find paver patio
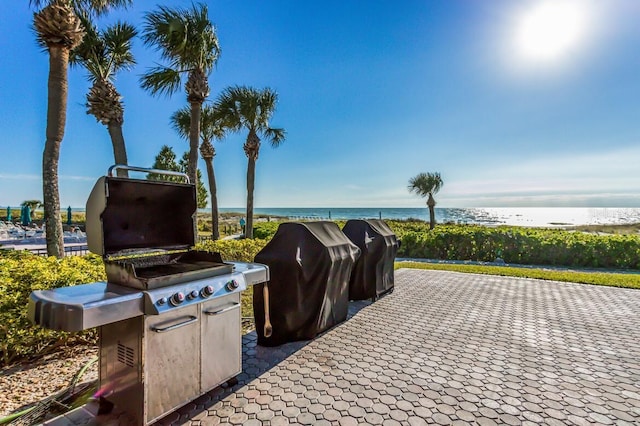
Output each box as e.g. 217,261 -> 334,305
51,268 -> 640,425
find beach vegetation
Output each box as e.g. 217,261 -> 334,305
408,172 -> 443,230
212,86 -> 286,239
140,3 -> 220,195
31,0 -> 132,258
70,16 -> 137,177
0,251 -> 104,366
395,223 -> 640,269
172,105 -> 225,240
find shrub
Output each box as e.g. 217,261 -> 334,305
388,222 -> 640,269
0,252 -> 105,366
252,222 -> 280,240
196,238 -> 268,262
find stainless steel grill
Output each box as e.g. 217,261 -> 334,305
28,165 -> 269,425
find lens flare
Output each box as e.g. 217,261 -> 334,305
514,0 -> 590,63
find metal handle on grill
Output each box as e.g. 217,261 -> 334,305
151,315 -> 198,333
204,303 -> 240,316
108,164 -> 191,183
263,282 -> 273,338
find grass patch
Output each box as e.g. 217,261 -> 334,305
567,223 -> 640,235
395,261 -> 640,290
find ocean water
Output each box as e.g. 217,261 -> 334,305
14,207 -> 639,228
215,207 -> 640,227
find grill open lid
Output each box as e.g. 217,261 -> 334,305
86,165 -> 197,257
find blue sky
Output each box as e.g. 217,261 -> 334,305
1,0 -> 639,208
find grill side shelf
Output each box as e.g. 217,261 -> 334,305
28,282 -> 144,332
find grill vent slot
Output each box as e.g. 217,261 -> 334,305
117,342 -> 135,368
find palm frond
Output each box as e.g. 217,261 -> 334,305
201,105 -> 225,141
212,85 -> 285,148
172,104 -> 225,144
103,22 -> 137,73
142,3 -> 219,72
72,17 -> 136,83
263,127 -> 286,147
141,3 -> 219,99
212,86 -> 244,133
408,172 -> 443,197
170,106 -> 191,140
70,14 -> 110,81
140,66 -> 182,97
70,12 -> 101,66
178,3 -> 220,71
142,5 -> 188,60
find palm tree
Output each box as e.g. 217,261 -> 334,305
140,3 -> 220,190
213,86 -> 286,239
172,105 -> 224,239
408,172 -> 444,230
30,0 -> 131,258
71,17 -> 136,177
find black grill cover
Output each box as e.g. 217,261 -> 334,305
253,221 -> 360,346
342,219 -> 398,300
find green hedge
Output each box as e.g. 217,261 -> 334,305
395,224 -> 640,269
196,238 -> 267,261
0,252 -> 105,365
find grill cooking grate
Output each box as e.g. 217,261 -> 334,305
112,252 -> 180,268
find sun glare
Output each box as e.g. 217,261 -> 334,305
514,1 -> 590,64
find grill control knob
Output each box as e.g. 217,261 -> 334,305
157,297 -> 167,306
201,285 -> 214,298
170,292 -> 185,306
225,279 -> 239,291
187,290 -> 199,300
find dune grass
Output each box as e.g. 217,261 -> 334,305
395,261 -> 640,290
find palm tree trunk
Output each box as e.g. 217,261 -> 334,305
188,101 -> 201,186
43,46 -> 67,258
204,158 -> 219,240
107,123 -> 128,177
427,194 -> 436,230
246,155 -> 256,239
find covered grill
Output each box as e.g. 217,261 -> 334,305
253,221 -> 360,346
342,219 -> 399,301
28,166 -> 269,425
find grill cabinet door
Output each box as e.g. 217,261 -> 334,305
145,305 -> 200,424
201,293 -> 242,392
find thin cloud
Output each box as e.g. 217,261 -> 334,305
61,175 -> 97,182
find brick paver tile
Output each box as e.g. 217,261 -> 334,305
147,269 -> 640,426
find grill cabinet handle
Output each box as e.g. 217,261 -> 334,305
204,302 -> 240,316
151,315 -> 198,333
107,164 -> 190,183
